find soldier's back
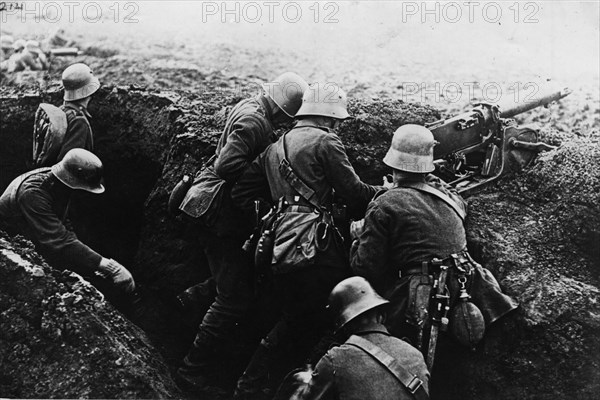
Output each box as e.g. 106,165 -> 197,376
328,331 -> 429,400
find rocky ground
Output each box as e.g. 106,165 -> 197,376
1,2 -> 599,399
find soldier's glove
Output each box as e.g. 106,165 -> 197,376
350,219 -> 365,240
97,258 -> 136,294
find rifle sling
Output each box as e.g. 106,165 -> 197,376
346,335 -> 429,400
398,181 -> 465,222
276,133 -> 321,210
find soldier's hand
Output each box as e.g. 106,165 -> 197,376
294,366 -> 314,384
350,219 -> 365,240
98,258 -> 136,293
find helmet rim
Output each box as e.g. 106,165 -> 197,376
51,149 -> 105,194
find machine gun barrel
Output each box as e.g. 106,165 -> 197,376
49,47 -> 80,57
500,88 -> 572,118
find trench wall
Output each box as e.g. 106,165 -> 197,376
1,86 -> 598,399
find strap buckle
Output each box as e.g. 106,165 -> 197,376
407,375 -> 423,394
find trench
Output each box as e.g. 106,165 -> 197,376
0,87 -> 447,396
0,88 -> 173,268
2,85 -> 600,399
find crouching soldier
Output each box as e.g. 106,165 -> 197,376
231,83 -> 383,399
350,124 -> 518,369
275,276 -> 430,400
0,149 -> 136,298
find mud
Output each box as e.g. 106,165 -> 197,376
0,231 -> 181,399
1,71 -> 599,400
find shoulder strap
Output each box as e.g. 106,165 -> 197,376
9,168 -> 53,206
397,181 -> 466,222
276,133 -> 321,209
346,335 -> 429,400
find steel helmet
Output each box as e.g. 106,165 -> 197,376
13,38 -> 26,51
51,149 -> 105,194
1,35 -> 14,50
296,82 -> 350,120
62,63 -> 101,101
25,40 -> 41,54
328,276 -> 389,332
262,72 -> 308,117
383,124 -> 437,173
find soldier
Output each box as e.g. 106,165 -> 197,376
176,72 -> 309,391
0,149 -> 136,297
32,63 -> 101,169
57,63 -> 100,161
231,83 -> 383,399
276,276 -> 430,400
349,124 -> 518,361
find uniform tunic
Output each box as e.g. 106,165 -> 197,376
58,102 -> 94,161
350,174 -> 466,289
232,125 -> 379,219
350,174 -> 518,339
206,94 -> 276,237
293,328 -> 429,400
0,170 -> 102,274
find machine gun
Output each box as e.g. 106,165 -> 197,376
428,88 -> 571,194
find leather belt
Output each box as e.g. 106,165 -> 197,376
399,253 -> 467,279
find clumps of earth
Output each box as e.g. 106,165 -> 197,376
1,59 -> 599,399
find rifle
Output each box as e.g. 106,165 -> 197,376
428,88 -> 571,194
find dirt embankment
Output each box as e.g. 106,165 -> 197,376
1,80 -> 599,399
0,232 -> 181,399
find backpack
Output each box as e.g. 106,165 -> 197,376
32,103 -> 68,167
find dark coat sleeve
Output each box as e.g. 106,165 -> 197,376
320,134 -> 382,217
294,354 -> 336,400
18,188 -> 102,273
58,115 -> 93,161
230,152 -> 271,211
350,200 -> 392,287
214,114 -> 272,183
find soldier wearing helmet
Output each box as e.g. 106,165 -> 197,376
54,63 -> 100,162
230,83 -> 382,399
349,125 -> 517,355
176,72 -> 309,392
0,149 -> 136,296
276,276 -> 430,400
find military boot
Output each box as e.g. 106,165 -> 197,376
234,341 -> 274,400
176,339 -> 218,392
